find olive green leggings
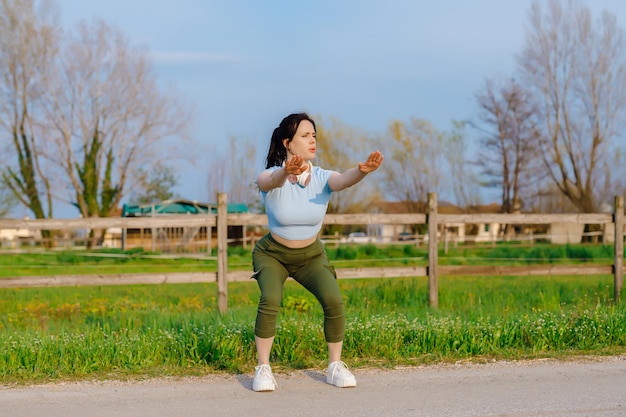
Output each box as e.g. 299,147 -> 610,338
252,234 -> 345,343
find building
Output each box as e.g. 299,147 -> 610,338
465,202 -> 503,243
103,199 -> 248,252
0,218 -> 41,248
368,200 -> 466,243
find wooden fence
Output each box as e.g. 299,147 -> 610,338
0,193 -> 624,311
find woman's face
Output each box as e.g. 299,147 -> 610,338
283,120 -> 316,161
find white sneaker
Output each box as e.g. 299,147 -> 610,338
326,361 -> 357,388
252,364 -> 277,392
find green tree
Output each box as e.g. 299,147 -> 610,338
0,175 -> 17,217
131,163 -> 178,205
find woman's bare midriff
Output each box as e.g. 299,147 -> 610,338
270,233 -> 317,249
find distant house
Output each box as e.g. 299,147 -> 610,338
0,218 -> 42,248
548,223 -> 584,244
368,200 -> 526,244
367,200 -> 417,242
368,200 -> 466,243
103,199 -> 248,252
464,202 -> 503,243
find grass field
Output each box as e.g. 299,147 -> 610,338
0,242 -> 618,277
0,243 -> 624,385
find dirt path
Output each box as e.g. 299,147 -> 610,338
2,356 -> 625,417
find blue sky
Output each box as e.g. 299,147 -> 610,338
53,0 -> 626,210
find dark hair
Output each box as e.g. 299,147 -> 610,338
265,113 -> 316,168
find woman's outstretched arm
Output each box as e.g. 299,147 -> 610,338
328,151 -> 384,192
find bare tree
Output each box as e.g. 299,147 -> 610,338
444,120 -> 482,208
473,78 -> 543,213
206,135 -> 259,210
315,116 -> 379,214
518,0 -> 626,212
379,118 -> 446,211
0,0 -> 57,221
42,19 -> 192,222
206,146 -> 227,203
531,183 -> 579,214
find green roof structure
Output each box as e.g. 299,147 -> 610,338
121,199 -> 248,217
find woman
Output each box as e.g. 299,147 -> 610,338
251,112 -> 383,392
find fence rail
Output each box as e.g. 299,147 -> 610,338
1,193 -> 624,310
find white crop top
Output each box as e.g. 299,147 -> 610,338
261,166 -> 335,240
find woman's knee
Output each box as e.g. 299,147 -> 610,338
318,290 -> 344,315
258,292 -> 282,313
254,265 -> 288,313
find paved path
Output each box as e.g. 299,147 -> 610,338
2,356 -> 625,417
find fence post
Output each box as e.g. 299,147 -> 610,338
614,196 -> 624,302
217,193 -> 228,313
427,192 -> 439,308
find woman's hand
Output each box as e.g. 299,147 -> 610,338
284,155 -> 308,175
358,151 -> 384,173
